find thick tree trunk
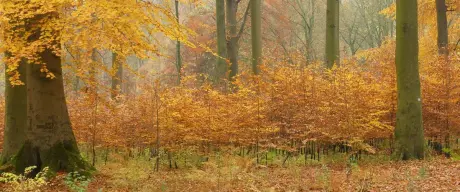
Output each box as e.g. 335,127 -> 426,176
2,9 -> 89,174
251,0 -> 262,75
1,55 -> 27,165
22,45 -> 88,173
394,0 -> 425,160
226,0 -> 239,81
436,0 -> 449,56
111,52 -> 123,99
325,0 -> 340,69
216,0 -> 228,80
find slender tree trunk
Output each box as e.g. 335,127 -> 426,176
390,20 -> 395,38
325,0 -> 340,68
394,0 -> 424,160
302,0 -> 315,64
436,0 -> 449,148
226,0 -> 239,81
74,51 -> 81,95
216,0 -> 228,80
154,86 -> 160,172
175,0 -> 182,83
111,52 -> 123,99
251,0 -> 262,75
436,0 -> 449,56
1,54 -> 27,165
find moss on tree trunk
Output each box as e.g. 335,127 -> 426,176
12,141 -> 89,175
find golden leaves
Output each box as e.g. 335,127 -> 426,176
1,0 -> 200,86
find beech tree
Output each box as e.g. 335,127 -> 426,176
226,0 -> 251,81
175,0 -> 182,83
111,52 -> 123,99
216,0 -> 228,80
251,0 -> 262,75
0,54 -> 27,166
436,0 -> 449,56
394,0 -> 425,160
325,0 -> 340,68
1,0 -> 193,174
1,1 -> 88,173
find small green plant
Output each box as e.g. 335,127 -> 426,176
442,148 -> 460,161
0,166 -> 49,192
64,171 -> 91,192
418,165 -> 428,179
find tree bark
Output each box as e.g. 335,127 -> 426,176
111,52 -> 123,99
394,0 -> 425,160
1,7 -> 89,174
436,0 -> 449,56
175,0 -> 182,83
1,54 -> 27,165
325,0 -> 340,68
216,0 -> 228,80
226,0 -> 239,81
251,0 -> 262,75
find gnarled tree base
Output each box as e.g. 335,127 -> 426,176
1,141 -> 92,176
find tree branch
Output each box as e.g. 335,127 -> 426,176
236,0 -> 251,42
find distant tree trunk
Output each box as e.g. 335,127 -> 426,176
436,0 -> 449,56
436,0 -> 450,148
175,0 -> 182,83
305,0 -> 315,63
1,54 -> 27,165
216,0 -> 228,80
390,20 -> 395,38
74,51 -> 81,95
325,0 -> 340,68
251,0 -> 262,75
226,0 -> 239,81
294,0 -> 315,64
111,52 -> 123,99
394,0 -> 424,160
75,76 -> 80,93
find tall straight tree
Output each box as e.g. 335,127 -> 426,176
175,0 -> 182,83
111,52 -> 123,99
226,0 -> 239,80
436,0 -> 449,56
251,0 -> 262,75
325,0 -> 340,68
436,0 -> 450,148
226,0 -> 251,81
216,0 -> 228,80
1,54 -> 27,165
394,0 -> 425,160
1,2 -> 89,173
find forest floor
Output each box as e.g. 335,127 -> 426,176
29,154 -> 460,192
